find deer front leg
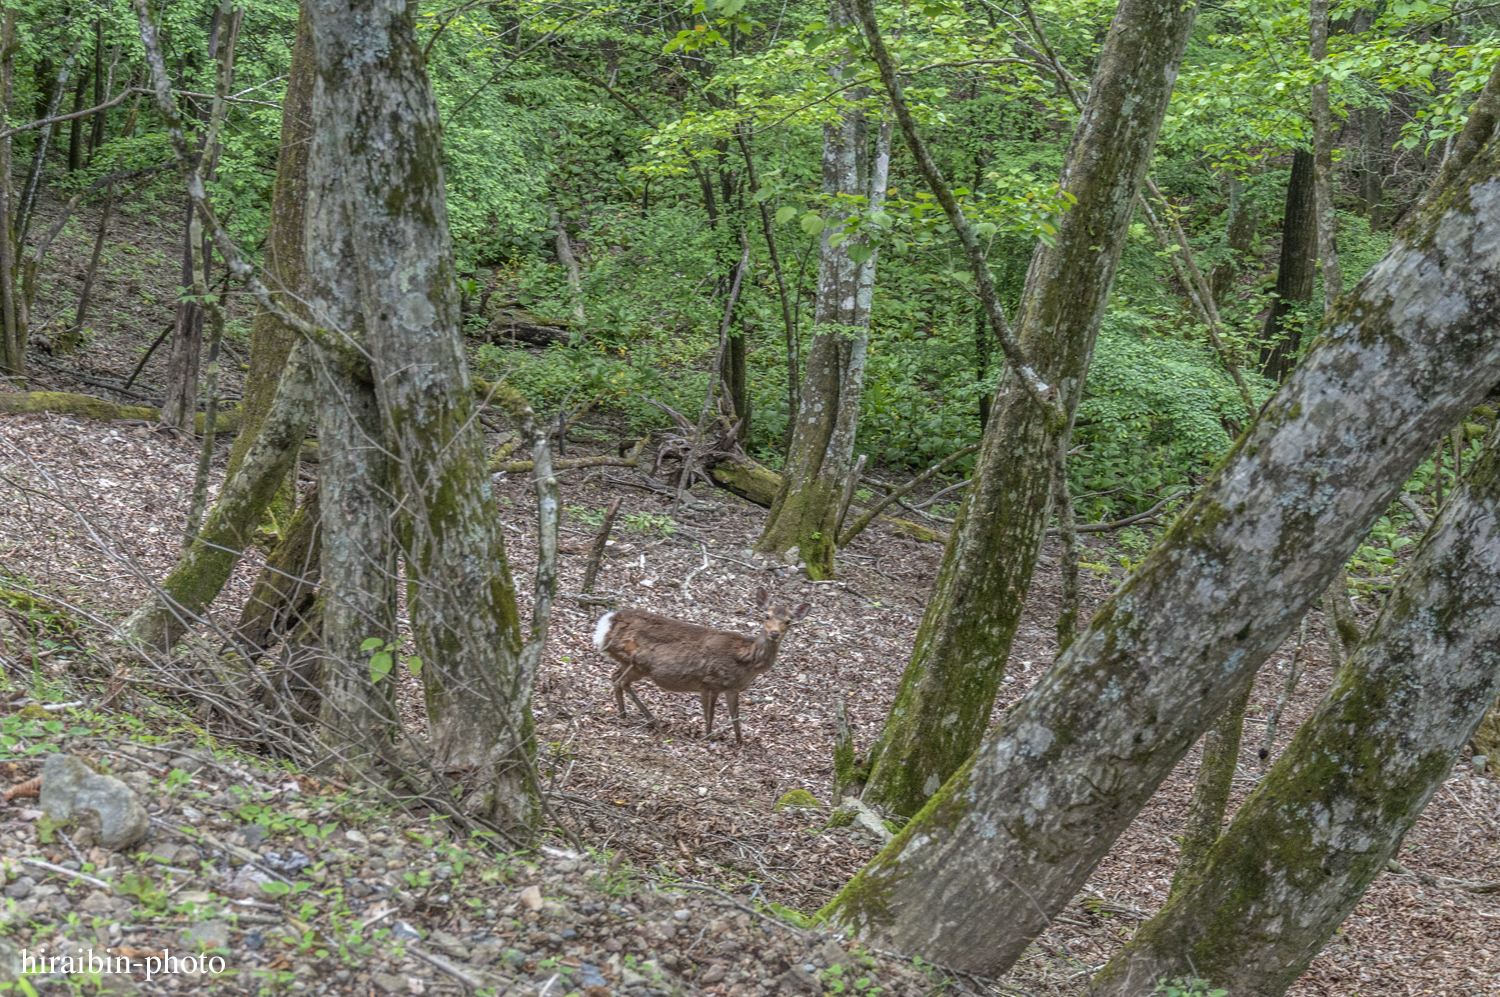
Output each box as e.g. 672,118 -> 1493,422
701,691 -> 717,738
624,683 -> 659,728
727,690 -> 742,745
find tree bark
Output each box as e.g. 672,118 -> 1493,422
119,344 -> 317,654
1209,177 -> 1258,303
1092,432 -> 1500,997
858,0 -> 1196,818
306,0 -> 540,825
66,59 -> 92,172
1310,0 -> 1340,302
1168,682 -> 1250,898
225,5 -> 315,483
235,481 -> 321,656
0,10 -> 19,382
823,78 -> 1500,975
755,0 -> 888,580
158,206 -> 204,430
1258,149 -> 1318,381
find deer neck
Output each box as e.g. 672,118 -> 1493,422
747,632 -> 783,672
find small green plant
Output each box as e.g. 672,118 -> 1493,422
821,962 -> 884,994
624,512 -> 676,536
361,637 -> 423,683
1149,978 -> 1227,997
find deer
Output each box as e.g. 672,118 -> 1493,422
592,588 -> 811,745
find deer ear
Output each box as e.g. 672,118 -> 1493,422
792,603 -> 811,621
756,588 -> 770,609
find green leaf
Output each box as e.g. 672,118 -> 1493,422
800,213 -> 825,236
369,651 -> 394,684
360,637 -> 385,652
775,205 -> 798,225
847,243 -> 873,265
975,222 -> 998,238
407,655 -> 424,676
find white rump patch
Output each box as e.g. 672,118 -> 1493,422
593,612 -> 617,650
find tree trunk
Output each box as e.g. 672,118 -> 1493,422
119,344 -> 317,654
158,200 -> 204,430
1209,177 -> 1258,303
755,0 -> 887,580
858,0 -> 1196,818
1358,106 -> 1385,224
1310,0 -> 1340,302
225,5 -> 315,483
235,481 -> 320,656
1,11 -> 22,382
723,320 -> 750,435
823,80 -> 1500,975
1258,149 -> 1318,381
306,0 -> 541,826
1168,682 -> 1250,898
1091,432 -> 1500,997
66,60 -> 92,172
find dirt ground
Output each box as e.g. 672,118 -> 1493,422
1,182 -> 1496,996
0,404 -> 1495,996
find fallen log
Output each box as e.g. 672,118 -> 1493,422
0,391 -> 241,435
705,455 -> 947,544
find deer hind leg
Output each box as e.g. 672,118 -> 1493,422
727,690 -> 742,745
701,691 -> 717,738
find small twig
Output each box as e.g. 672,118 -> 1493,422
21,858 -> 113,892
680,544 -> 711,601
408,946 -> 486,988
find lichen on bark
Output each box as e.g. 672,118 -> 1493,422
825,90 -> 1500,976
1090,423 -> 1500,997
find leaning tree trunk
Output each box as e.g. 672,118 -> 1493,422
755,0 -> 888,581
858,0 -> 1197,818
1091,428 -> 1500,997
1258,148 -> 1318,381
821,74 -> 1500,976
306,0 -> 541,826
225,5 -> 315,482
118,13 -> 319,656
118,344 -> 316,654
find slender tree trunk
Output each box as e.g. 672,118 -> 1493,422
66,60 -> 92,172
225,5 -> 315,483
0,11 -> 22,382
1359,106 -> 1385,224
1209,176 -> 1258,303
823,83 -> 1500,975
1310,0 -> 1340,301
1092,431 -> 1500,997
1258,149 -> 1318,381
307,0 -> 542,825
159,209 -> 204,429
722,321 -> 750,433
859,0 -> 1196,818
88,22 -> 107,158
236,481 -> 321,656
1168,682 -> 1250,898
756,0 -> 887,580
57,189 -> 112,353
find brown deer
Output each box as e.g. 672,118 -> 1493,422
592,589 -> 811,744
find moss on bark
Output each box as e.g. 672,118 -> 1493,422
1091,430 -> 1500,996
859,0 -> 1199,820
824,75 -> 1500,977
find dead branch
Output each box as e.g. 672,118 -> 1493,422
838,445 -> 978,547
580,496 -> 623,594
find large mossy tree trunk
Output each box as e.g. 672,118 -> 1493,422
858,0 -> 1197,818
1258,148 -> 1318,381
1091,433 -> 1500,997
755,0 -> 888,581
307,0 -> 538,827
822,83 -> 1500,976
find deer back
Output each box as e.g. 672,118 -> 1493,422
596,609 -> 773,693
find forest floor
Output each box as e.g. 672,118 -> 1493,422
0,404 -> 1495,997
0,183 -> 1495,996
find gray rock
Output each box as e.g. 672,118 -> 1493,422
1473,754 -> 1489,774
38,754 -> 148,851
168,756 -> 206,775
371,971 -> 409,994
182,920 -> 230,951
3,877 -> 33,900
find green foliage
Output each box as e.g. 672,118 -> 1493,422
1149,978 -> 1227,997
1071,309 -> 1274,519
